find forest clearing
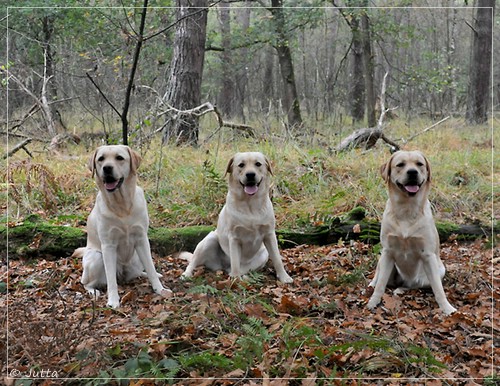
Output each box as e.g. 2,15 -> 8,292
1,1 -> 498,385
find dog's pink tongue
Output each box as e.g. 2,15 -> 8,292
105,181 -> 119,191
244,185 -> 259,195
405,185 -> 420,193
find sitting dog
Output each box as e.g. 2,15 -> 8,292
367,150 -> 456,315
72,145 -> 171,308
180,152 -> 293,283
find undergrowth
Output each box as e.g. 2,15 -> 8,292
1,117 -> 494,229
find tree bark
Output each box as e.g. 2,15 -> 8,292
234,5 -> 251,120
261,46 -> 275,115
361,7 -> 376,128
163,0 -> 208,145
217,2 -> 235,118
350,15 -> 365,123
270,0 -> 303,129
466,0 -> 494,124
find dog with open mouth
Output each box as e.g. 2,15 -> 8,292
72,145 -> 171,308
180,152 -> 293,283
367,150 -> 456,315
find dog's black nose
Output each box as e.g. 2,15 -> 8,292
103,165 -> 113,175
407,169 -> 418,177
246,172 -> 256,181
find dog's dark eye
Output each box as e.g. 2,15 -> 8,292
116,155 -> 125,161
416,162 -> 424,167
97,156 -> 105,162
255,162 -> 262,167
396,162 -> 405,168
238,162 -> 245,168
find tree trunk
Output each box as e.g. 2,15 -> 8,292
261,47 -> 275,115
163,0 -> 208,145
361,7 -> 376,128
466,0 -> 494,124
41,15 -> 60,136
270,0 -> 303,129
234,5 -> 251,121
350,15 -> 365,123
217,2 -> 235,118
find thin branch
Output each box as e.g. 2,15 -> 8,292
121,0 -> 149,145
404,116 -> 450,143
85,72 -> 122,119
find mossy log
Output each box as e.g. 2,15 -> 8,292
1,210 -> 496,260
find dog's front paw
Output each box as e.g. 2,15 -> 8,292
107,297 -> 120,309
156,287 -> 174,299
367,297 -> 380,311
278,272 -> 293,284
441,304 -> 457,316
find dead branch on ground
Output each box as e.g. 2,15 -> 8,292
336,72 -> 400,152
154,100 -> 256,139
3,138 -> 33,159
402,116 -> 450,143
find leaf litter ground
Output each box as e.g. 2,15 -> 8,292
1,239 -> 498,385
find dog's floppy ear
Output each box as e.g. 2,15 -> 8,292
265,157 -> 273,176
225,156 -> 234,176
422,152 -> 432,183
380,157 -> 392,183
88,148 -> 98,177
128,147 -> 142,174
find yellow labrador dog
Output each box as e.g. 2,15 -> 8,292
72,145 -> 171,308
367,150 -> 456,315
181,152 -> 293,283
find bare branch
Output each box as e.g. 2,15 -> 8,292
4,138 -> 33,159
85,72 -> 122,119
404,116 -> 450,143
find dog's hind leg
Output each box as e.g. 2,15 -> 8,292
181,231 -> 227,278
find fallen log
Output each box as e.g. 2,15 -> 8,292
335,127 -> 400,152
1,212 -> 496,260
3,138 -> 33,159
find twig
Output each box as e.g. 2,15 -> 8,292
85,72 -> 122,119
403,116 -> 450,143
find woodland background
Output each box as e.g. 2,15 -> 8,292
1,0 -> 497,145
1,1 -> 498,385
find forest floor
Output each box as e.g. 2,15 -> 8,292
1,120 -> 498,384
2,238 -> 498,385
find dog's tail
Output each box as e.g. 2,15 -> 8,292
71,247 -> 86,259
178,251 -> 193,262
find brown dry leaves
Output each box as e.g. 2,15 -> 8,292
1,239 -> 498,385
